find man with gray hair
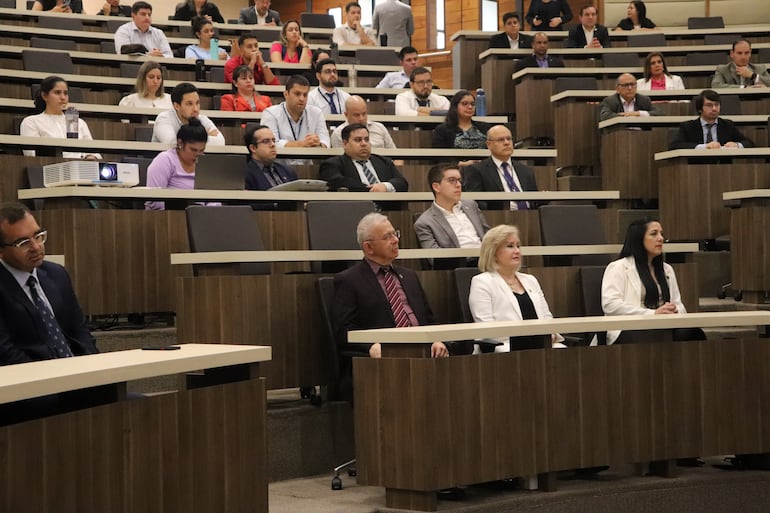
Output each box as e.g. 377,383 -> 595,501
599,73 -> 662,121
332,212 -> 449,359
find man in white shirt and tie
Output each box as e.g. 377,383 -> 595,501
462,125 -> 538,210
307,58 -> 351,115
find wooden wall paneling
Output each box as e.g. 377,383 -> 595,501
730,204 -> 770,294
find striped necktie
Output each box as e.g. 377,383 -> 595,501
381,267 -> 411,327
357,160 -> 379,185
501,162 -> 529,210
27,275 -> 74,358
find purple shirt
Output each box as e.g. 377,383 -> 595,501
145,148 -> 194,210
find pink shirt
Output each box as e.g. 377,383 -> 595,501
270,42 -> 312,63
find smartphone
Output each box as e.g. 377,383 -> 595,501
62,0 -> 71,8
142,345 -> 181,351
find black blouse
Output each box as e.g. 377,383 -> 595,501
174,2 -> 225,23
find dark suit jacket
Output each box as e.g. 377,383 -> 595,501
599,92 -> 662,121
670,118 -> 754,149
238,6 -> 281,25
462,157 -> 538,210
565,24 -> 611,48
332,259 -> 434,353
513,54 -> 565,73
488,32 -> 533,49
319,154 -> 408,192
244,158 -> 298,191
0,261 -> 97,366
431,120 -> 490,148
173,3 -> 224,23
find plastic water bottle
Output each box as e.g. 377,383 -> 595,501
210,37 -> 219,60
65,106 -> 78,139
330,41 -> 339,62
475,88 -> 486,117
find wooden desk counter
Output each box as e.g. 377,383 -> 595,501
656,149 -> 770,241
0,343 -> 271,513
723,189 -> 770,302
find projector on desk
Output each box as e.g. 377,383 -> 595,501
43,161 -> 139,187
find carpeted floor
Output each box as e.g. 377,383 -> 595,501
269,459 -> 770,513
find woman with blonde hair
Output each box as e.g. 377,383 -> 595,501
119,61 -> 172,108
270,19 -> 312,64
469,224 -> 565,352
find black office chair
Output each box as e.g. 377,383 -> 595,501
579,265 -> 608,345
453,267 -> 500,354
30,84 -> 84,103
209,66 -> 225,83
0,0 -> 15,7
317,276 -> 366,489
356,48 -> 400,66
602,53 -> 641,68
100,41 -> 116,54
119,62 -> 142,78
685,52 -> 727,66
22,49 -> 75,74
38,15 -> 83,31
305,201 -> 376,273
25,166 -> 45,211
185,205 -> 270,275
133,125 -> 154,142
300,12 -> 335,28
30,37 -> 77,51
626,33 -> 665,48
105,18 -> 125,33
687,16 -> 725,29
704,34 -> 738,46
539,204 -> 612,266
554,77 -> 598,93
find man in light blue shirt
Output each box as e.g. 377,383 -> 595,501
375,46 -> 418,89
114,1 -> 173,58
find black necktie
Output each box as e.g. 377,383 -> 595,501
416,98 -> 430,107
27,275 -> 74,358
705,123 -> 715,144
326,92 -> 339,114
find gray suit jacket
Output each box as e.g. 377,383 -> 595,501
599,92 -> 662,121
372,0 -> 414,49
712,62 -> 770,88
238,6 -> 281,25
414,200 -> 489,249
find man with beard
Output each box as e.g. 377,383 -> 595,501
394,67 -> 450,116
307,59 -> 351,115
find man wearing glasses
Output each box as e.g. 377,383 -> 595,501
463,125 -> 538,210
394,67 -> 450,116
414,164 -> 489,269
0,203 -> 97,366
599,73 -> 662,121
332,212 -> 449,359
307,59 -> 351,115
243,124 -> 299,191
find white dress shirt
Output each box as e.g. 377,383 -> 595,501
491,156 -> 528,210
261,102 -> 330,165
20,113 -> 102,160
376,70 -> 410,89
332,24 -> 378,46
118,92 -> 173,109
394,90 -> 450,116
307,87 -> 351,115
330,120 -> 396,149
151,110 -> 226,146
435,201 -> 482,248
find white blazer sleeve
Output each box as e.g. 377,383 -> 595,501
601,260 -> 655,316
468,273 -> 508,346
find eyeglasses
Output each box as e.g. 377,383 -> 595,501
319,69 -> 338,75
2,230 -> 47,249
444,177 -> 463,185
254,138 -> 276,145
413,79 -> 433,86
487,136 -> 513,143
618,82 -> 637,88
367,230 -> 400,242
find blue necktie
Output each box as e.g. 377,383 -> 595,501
501,162 -> 529,210
326,92 -> 338,114
27,275 -> 74,358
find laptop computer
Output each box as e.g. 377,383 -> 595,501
194,154 -> 247,190
270,179 -> 328,192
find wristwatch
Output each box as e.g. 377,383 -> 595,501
750,72 -> 757,82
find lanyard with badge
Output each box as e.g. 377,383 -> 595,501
282,104 -> 304,141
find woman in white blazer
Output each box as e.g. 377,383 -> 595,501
636,52 -> 685,91
601,218 -> 703,344
468,225 -> 565,352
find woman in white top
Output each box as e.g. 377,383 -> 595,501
185,16 -> 228,60
601,218 -> 704,344
20,75 -> 101,160
469,224 -> 565,352
636,52 -> 685,91
118,61 -> 173,109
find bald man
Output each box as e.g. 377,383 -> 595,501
599,73 -> 662,121
330,95 -> 397,149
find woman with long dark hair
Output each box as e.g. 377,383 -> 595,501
432,90 -> 489,149
174,0 -> 224,23
614,1 -> 656,30
601,218 -> 703,344
637,52 -> 685,91
185,16 -> 228,60
21,75 -> 100,160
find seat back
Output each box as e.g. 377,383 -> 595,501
210,66 -> 225,84
602,53 -> 641,68
22,49 -> 74,74
758,48 -> 770,65
38,15 -> 83,31
687,16 -> 725,29
306,200 -> 376,273
105,19 -> 126,33
30,84 -> 84,103
0,0 -> 15,7
185,205 -> 270,275
300,12 -> 336,28
579,265 -> 608,345
356,48 -> 400,66
120,62 -> 141,78
453,267 -> 480,324
704,34 -> 738,46
25,166 -> 45,211
554,77 -> 598,93
539,204 -> 610,266
717,94 -> 741,115
627,33 -> 665,48
100,41 -> 116,54
30,37 -> 77,51
317,276 -> 344,400
685,52 -> 727,66
133,125 -> 154,142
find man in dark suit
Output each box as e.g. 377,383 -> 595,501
599,73 -> 663,121
670,89 -> 754,150
0,203 -> 97,366
319,123 -> 408,192
488,12 -> 533,50
565,4 -> 610,48
238,0 -> 281,25
513,31 -> 565,72
462,125 -> 538,210
244,124 -> 299,191
332,212 -> 449,358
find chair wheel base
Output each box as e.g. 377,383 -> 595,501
348,468 -> 357,477
331,476 -> 343,490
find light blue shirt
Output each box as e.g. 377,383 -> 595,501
376,70 -> 409,89
260,102 -> 330,165
185,44 -> 228,60
114,22 -> 173,58
0,260 -> 54,313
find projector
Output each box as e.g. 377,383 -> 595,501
43,161 -> 139,187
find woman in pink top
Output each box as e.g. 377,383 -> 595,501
270,19 -> 312,64
636,52 -> 685,91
